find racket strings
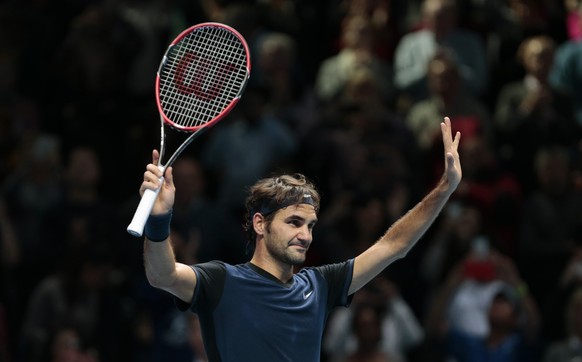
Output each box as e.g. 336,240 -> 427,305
159,26 -> 248,129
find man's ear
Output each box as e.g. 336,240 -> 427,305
253,213 -> 266,237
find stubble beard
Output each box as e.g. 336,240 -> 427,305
266,238 -> 307,266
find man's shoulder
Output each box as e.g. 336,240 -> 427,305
298,259 -> 354,280
556,40 -> 582,57
193,260 -> 229,278
195,259 -> 228,269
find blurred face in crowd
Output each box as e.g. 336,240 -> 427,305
423,0 -> 456,39
353,306 -> 382,346
452,204 -> 482,242
354,197 -> 385,238
459,135 -> 494,178
172,158 -> 205,206
66,147 -> 100,188
342,15 -> 375,51
520,36 -> 555,80
344,68 -> 382,106
257,33 -> 295,75
488,294 -> 518,332
427,54 -> 460,97
535,148 -> 570,194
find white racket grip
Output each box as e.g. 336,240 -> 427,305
127,177 -> 164,237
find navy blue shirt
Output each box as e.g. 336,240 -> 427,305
177,260 -> 354,362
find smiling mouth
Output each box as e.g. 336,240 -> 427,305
290,244 -> 308,251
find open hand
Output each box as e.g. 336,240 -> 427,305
441,117 -> 462,193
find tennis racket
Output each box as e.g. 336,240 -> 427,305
127,22 -> 251,237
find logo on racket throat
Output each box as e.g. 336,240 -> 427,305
174,52 -> 235,100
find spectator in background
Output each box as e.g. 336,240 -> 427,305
201,85 -> 298,216
47,324 -> 99,362
495,35 -> 580,194
452,135 -> 522,257
253,32 -> 303,114
484,0 -> 563,102
116,0 -> 189,99
1,134 -> 62,258
208,2 -> 271,76
543,287 -> 582,362
307,59 -> 424,295
1,134 -> 63,328
315,14 -> 393,104
543,249 -> 582,344
18,242 -> 117,362
39,145 -> 123,273
426,237 -> 509,340
305,65 -> 419,211
324,274 -> 424,362
48,3 -> 148,202
164,157 -> 209,243
252,32 -> 318,138
170,156 -> 246,265
339,303 -> 400,362
0,12 -> 45,185
406,50 -> 492,155
565,0 -> 582,41
517,146 -> 582,321
393,0 -> 488,105
550,1 -> 582,127
321,194 -> 390,263
420,201 -> 486,293
329,0 -> 402,63
425,250 -> 542,362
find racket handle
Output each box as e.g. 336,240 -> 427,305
127,185 -> 162,237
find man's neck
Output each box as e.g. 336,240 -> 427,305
250,253 -> 294,283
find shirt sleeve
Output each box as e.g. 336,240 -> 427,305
314,259 -> 355,310
174,260 -> 226,312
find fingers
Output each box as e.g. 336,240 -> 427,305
152,149 -> 160,166
441,117 -> 451,146
163,166 -> 174,189
141,164 -> 163,193
443,116 -> 451,127
453,130 -> 461,148
146,163 -> 163,178
441,117 -> 461,150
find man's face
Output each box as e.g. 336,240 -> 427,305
261,204 -> 318,266
488,295 -> 517,331
424,2 -> 455,38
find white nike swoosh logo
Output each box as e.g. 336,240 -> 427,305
303,290 -> 314,299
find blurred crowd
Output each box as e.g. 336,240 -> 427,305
0,0 -> 582,361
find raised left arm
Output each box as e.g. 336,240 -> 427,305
349,117 -> 462,295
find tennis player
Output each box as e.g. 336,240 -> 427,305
139,117 -> 461,361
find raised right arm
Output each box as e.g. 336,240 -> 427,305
141,149 -> 198,303
144,236 -> 197,303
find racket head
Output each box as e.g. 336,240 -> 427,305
155,22 -> 251,132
